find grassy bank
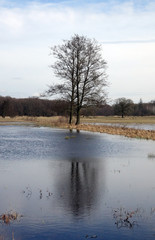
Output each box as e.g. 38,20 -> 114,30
0,116 -> 155,140
0,116 -> 155,124
81,116 -> 155,124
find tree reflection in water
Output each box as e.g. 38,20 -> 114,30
54,159 -> 105,217
70,161 -> 97,216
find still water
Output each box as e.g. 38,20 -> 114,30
0,125 -> 155,240
87,123 -> 155,131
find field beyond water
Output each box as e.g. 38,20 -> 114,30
0,116 -> 155,140
81,115 -> 155,124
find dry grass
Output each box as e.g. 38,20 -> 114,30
81,116 -> 155,124
34,116 -> 69,127
0,116 -> 69,127
1,115 -> 155,124
72,124 -> 155,140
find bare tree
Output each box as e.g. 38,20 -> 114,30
45,34 -> 108,124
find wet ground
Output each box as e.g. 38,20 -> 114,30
0,125 -> 155,239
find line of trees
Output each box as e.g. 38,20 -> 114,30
0,96 -> 69,118
0,96 -> 154,118
113,98 -> 155,118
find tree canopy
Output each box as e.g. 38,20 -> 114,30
113,98 -> 134,118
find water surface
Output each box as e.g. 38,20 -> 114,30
0,125 -> 154,240
86,122 -> 155,131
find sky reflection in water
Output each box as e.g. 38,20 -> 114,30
0,125 -> 155,240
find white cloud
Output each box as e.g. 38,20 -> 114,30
0,0 -> 155,101
103,42 -> 155,102
1,1 -> 155,42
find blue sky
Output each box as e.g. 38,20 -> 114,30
0,0 -> 154,102
1,0 -> 153,8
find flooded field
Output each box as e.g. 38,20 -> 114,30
86,122 -> 155,131
0,125 -> 155,240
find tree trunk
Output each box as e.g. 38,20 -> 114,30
75,107 -> 80,125
69,101 -> 74,124
69,110 -> 73,124
69,87 -> 75,124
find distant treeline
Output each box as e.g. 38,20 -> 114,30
0,96 -> 69,118
0,96 -> 155,118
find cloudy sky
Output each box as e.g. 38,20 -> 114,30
0,0 -> 154,103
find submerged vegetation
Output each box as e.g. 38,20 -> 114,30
113,208 -> 139,229
0,211 -> 22,224
148,153 -> 155,158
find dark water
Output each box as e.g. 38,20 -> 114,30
0,125 -> 155,240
